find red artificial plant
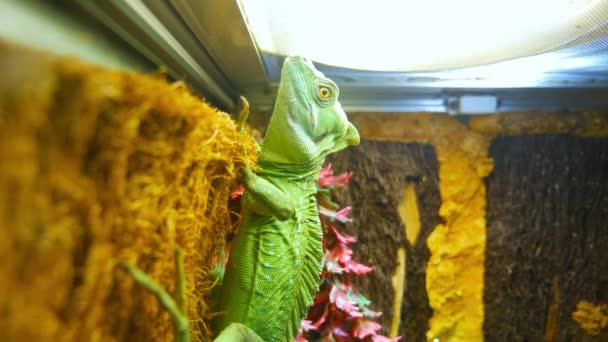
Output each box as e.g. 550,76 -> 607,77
228,164 -> 399,341
296,164 -> 401,342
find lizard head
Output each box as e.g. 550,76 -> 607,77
260,56 -> 360,165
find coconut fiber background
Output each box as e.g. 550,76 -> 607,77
0,41 -> 256,342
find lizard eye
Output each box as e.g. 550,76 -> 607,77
317,85 -> 333,100
313,80 -> 338,106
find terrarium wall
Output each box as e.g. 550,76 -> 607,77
2,37 -> 608,342
327,112 -> 608,341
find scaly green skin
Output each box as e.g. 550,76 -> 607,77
120,56 -> 359,342
214,56 -> 359,341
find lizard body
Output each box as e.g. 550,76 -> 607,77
217,56 -> 359,341
121,56 -> 359,342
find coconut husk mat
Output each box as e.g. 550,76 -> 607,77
0,41 -> 256,342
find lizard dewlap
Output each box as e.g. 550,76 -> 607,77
216,56 -> 360,341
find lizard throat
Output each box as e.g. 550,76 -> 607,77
256,158 -> 324,183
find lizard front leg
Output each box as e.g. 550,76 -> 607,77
235,96 -> 293,221
241,168 -> 296,221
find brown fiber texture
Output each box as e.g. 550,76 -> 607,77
327,141 -> 441,340
484,135 -> 608,342
0,41 -> 256,342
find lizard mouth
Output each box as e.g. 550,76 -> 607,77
345,123 -> 360,146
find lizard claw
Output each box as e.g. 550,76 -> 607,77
236,96 -> 253,174
236,96 -> 250,133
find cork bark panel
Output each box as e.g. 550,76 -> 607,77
484,135 -> 608,341
328,140 -> 441,340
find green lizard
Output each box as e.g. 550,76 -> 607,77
120,56 -> 360,342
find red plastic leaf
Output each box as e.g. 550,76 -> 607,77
298,163 -> 395,341
334,207 -> 353,223
323,249 -> 344,274
343,259 -> 373,275
319,171 -> 353,188
319,206 -> 336,219
332,226 -> 357,244
372,335 -> 402,342
337,243 -> 353,264
318,164 -> 334,189
319,163 -> 333,179
229,184 -> 245,199
313,311 -> 328,329
319,206 -> 353,223
332,325 -> 350,338
300,319 -> 315,333
327,242 -> 353,266
362,306 -> 383,318
332,171 -> 353,187
352,318 -> 382,339
318,163 -> 353,188
346,288 -> 371,308
330,286 -> 363,317
312,287 -> 330,306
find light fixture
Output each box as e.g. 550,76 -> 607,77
239,0 -> 608,72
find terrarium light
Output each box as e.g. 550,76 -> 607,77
239,0 -> 608,72
433,50 -> 596,87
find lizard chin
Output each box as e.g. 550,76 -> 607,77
345,123 -> 360,146
317,123 -> 360,157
